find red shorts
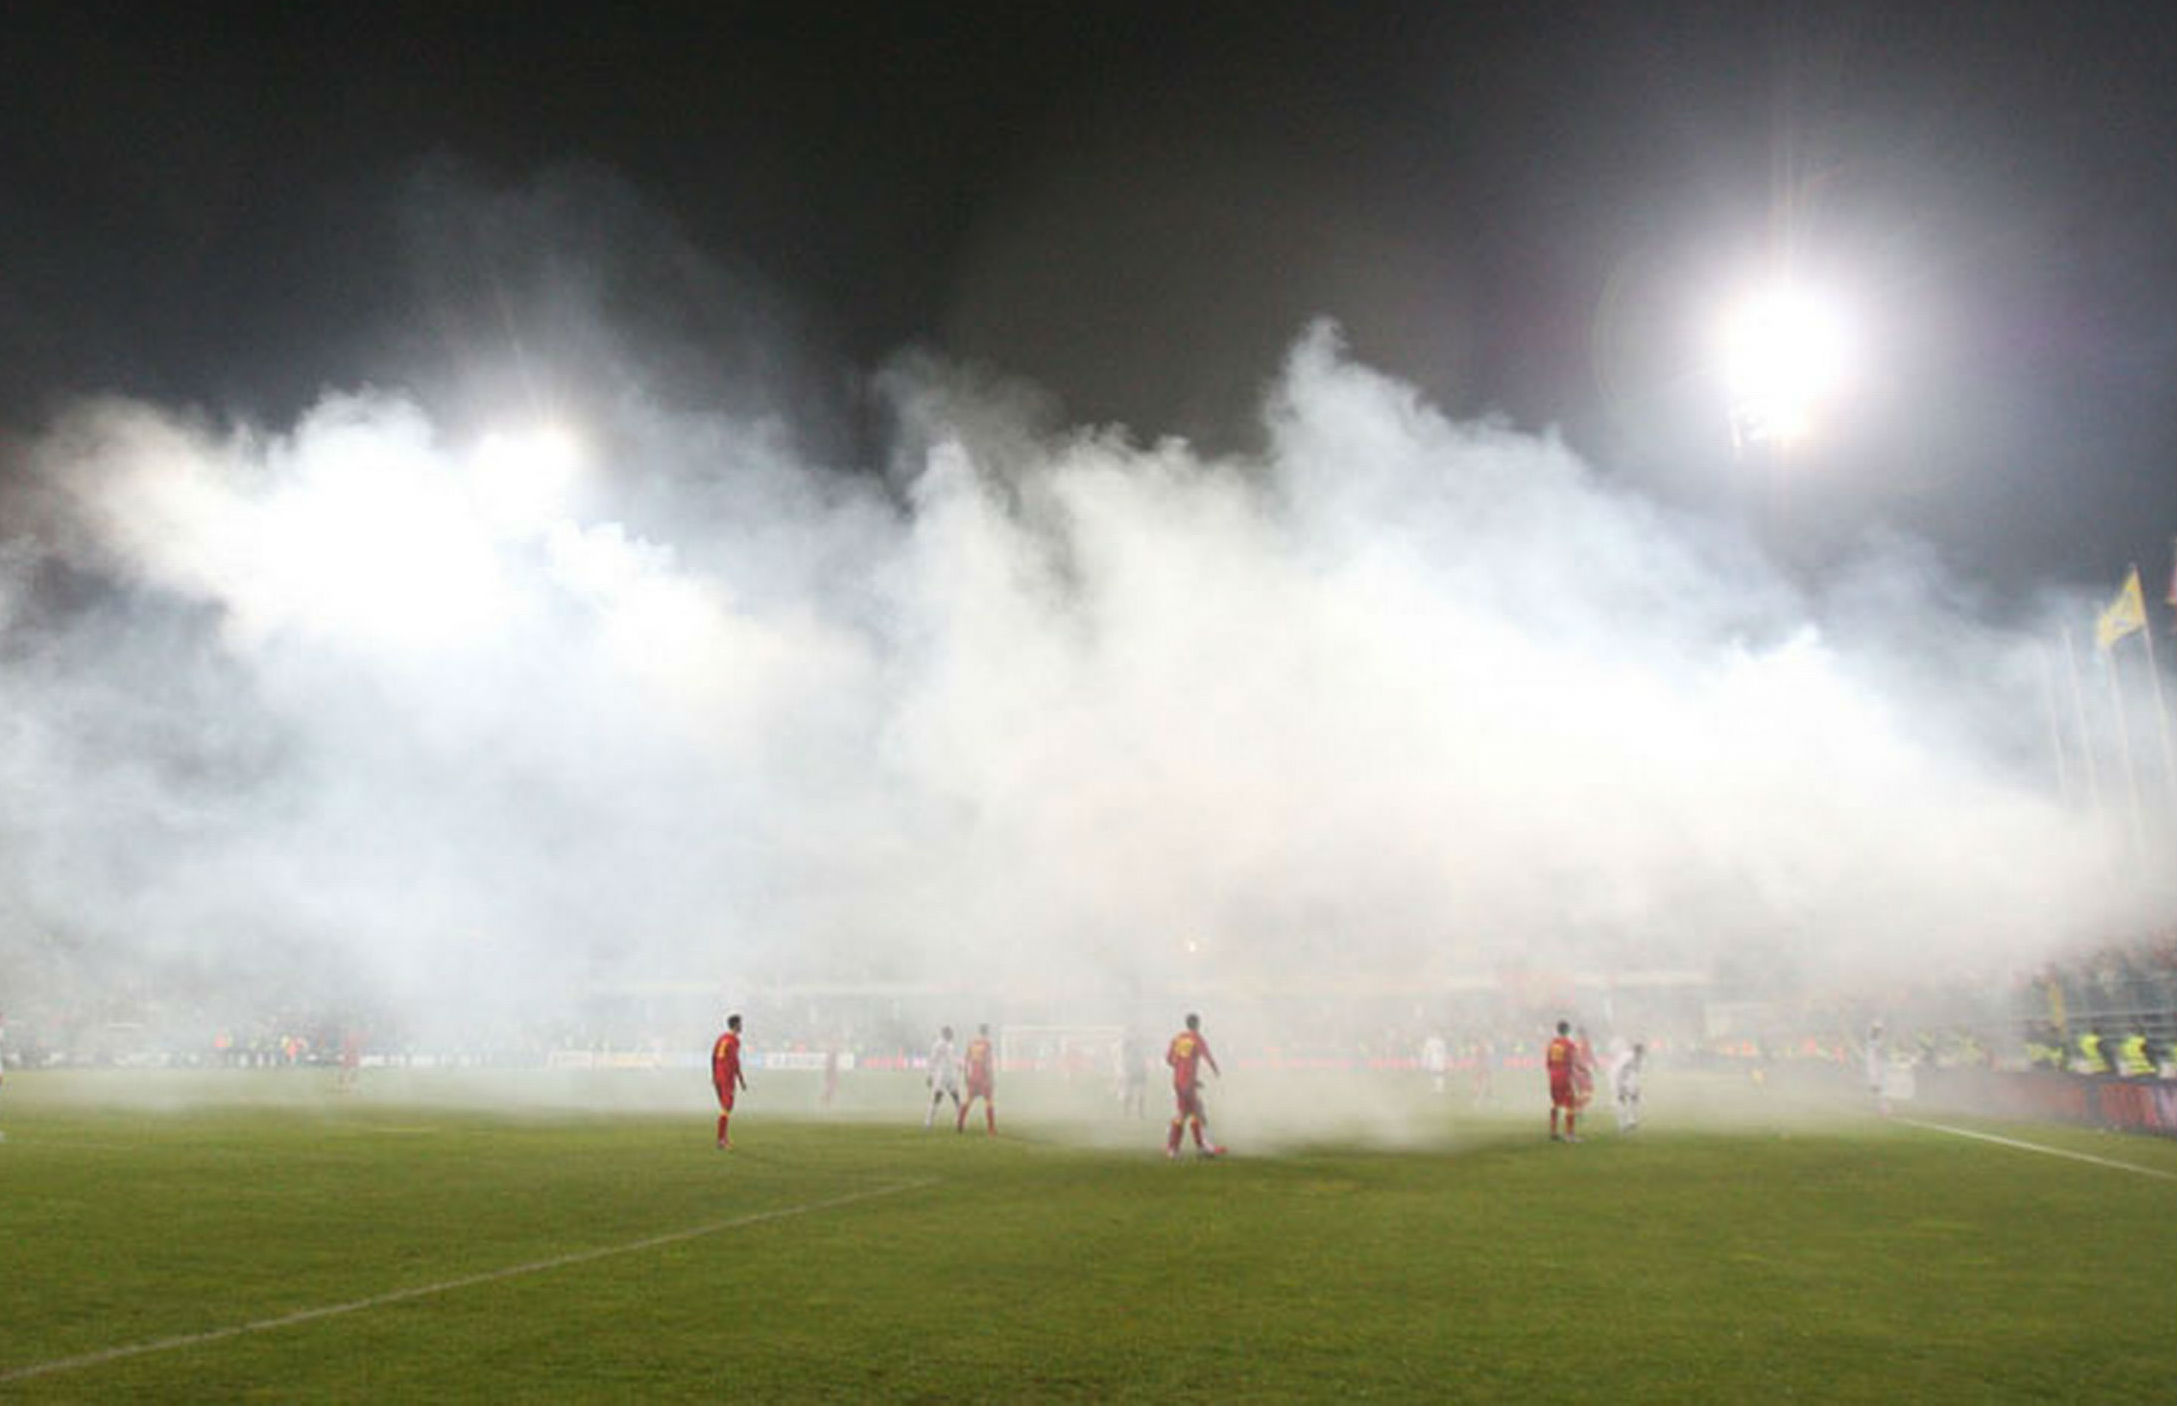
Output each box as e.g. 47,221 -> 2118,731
1549,1076 -> 1575,1108
1173,1085 -> 1206,1120
967,1078 -> 993,1099
715,1082 -> 738,1113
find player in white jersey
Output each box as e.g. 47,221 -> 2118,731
924,1026 -> 962,1130
1421,1032 -> 1449,1095
1611,1042 -> 1645,1132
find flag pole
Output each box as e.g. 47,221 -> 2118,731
2138,560 -> 2177,828
2039,640 -> 2073,806
2103,630 -> 2148,863
2063,625 -> 2104,826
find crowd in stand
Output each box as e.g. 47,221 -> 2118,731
9,934 -> 2177,1089
2011,929 -> 2177,1077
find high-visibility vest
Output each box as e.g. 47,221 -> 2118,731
2079,1032 -> 2106,1073
2119,1034 -> 2152,1077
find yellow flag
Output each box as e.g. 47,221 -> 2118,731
2097,566 -> 2147,650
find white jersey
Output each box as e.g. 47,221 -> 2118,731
1421,1035 -> 1448,1073
1612,1049 -> 1644,1131
928,1037 -> 960,1089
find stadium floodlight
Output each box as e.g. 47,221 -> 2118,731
1718,282 -> 1854,454
470,422 -> 584,536
258,421 -> 514,648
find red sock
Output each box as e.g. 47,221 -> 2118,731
716,1114 -> 731,1145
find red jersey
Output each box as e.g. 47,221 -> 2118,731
1167,1030 -> 1218,1090
712,1030 -> 744,1090
964,1036 -> 995,1088
1545,1035 -> 1575,1080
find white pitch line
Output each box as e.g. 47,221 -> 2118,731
1898,1118 -> 2177,1181
0,1178 -> 938,1387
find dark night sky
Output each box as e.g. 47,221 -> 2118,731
5,0 -> 2177,602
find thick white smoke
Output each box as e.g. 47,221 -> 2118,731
0,320 -> 2137,1050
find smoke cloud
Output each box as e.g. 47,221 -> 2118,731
0,258 -> 2142,1060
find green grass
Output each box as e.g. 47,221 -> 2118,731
2,1067 -> 2174,1403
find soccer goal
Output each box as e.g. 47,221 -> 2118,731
998,1025 -> 1126,1081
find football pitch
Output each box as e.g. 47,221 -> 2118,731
3,1067 -> 2174,1404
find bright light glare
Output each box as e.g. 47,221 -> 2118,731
257,436 -> 509,648
471,424 -> 583,534
1719,284 -> 1854,450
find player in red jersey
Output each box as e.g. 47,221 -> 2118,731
1572,1026 -> 1597,1114
711,1013 -> 748,1149
1546,1020 -> 1582,1143
336,1026 -> 362,1094
1165,1012 -> 1227,1159
959,1023 -> 997,1134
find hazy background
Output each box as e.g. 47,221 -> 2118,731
0,171 -> 2150,1061
7,6 -> 2177,1100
